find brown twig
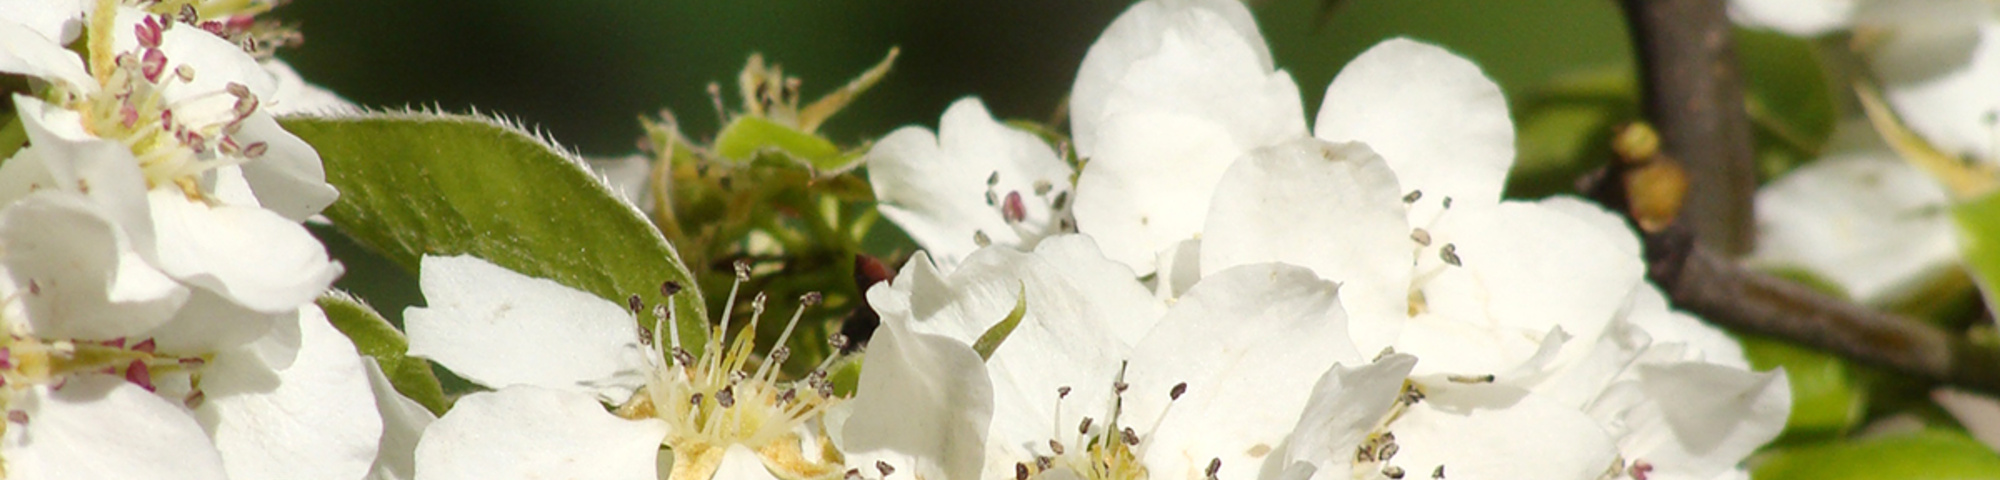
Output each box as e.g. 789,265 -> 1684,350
1618,0 -> 1758,256
1605,0 -> 2000,395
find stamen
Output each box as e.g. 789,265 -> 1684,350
876,461 -> 896,477
1439,244 -> 1462,267
1432,465 -> 1446,479
1205,458 -> 1222,480
1403,190 -> 1423,204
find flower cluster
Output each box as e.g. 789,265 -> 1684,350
399,1 -> 1791,480
0,1 -> 402,478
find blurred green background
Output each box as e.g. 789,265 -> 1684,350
272,0 -> 1630,157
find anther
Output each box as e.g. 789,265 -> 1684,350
184,390 -> 206,409
1205,458 -> 1222,480
1078,417 -> 1093,435
690,392 -> 704,406
1432,465 -> 1446,479
716,386 -> 736,408
876,461 -> 896,477
1410,228 -> 1432,246
1442,197 -> 1454,209
987,171 -> 999,186
1113,381 -> 1128,394
1439,244 -> 1462,267
1379,443 -> 1400,462
1048,439 -> 1065,455
974,230 -> 992,247
846,469 -> 863,480
1169,382 -> 1187,400
1057,386 -> 1071,398
125,360 -> 155,392
1051,191 -> 1069,211
986,191 -> 999,206
1016,463 -> 1031,480
140,49 -> 167,82
1034,180 -> 1052,195
1628,460 -> 1653,480
1121,427 -> 1139,446
828,334 -> 850,351
662,281 -> 683,296
628,294 -> 644,314
1383,465 -> 1406,480
1403,190 -> 1422,203
174,64 -> 195,82
7,411 -> 26,425
734,260 -> 752,281
801,291 -> 823,306
1002,191 -> 1027,223
241,141 -> 267,158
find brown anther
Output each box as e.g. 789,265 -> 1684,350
1169,382 -> 1188,400
1439,244 -> 1462,267
1383,465 -> 1406,480
801,291 -> 823,306
1016,463 -> 1030,480
1432,465 -> 1446,479
1078,417 -> 1093,435
627,294 -> 644,314
1410,228 -> 1432,246
1048,439 -> 1065,455
1057,386 -> 1071,398
1121,427 -> 1139,446
734,260 -> 752,280
875,460 -> 896,477
661,281 -> 683,296
1205,458 -> 1222,479
1403,190 -> 1423,203
1113,381 -> 1128,394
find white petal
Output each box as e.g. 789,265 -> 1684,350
1619,285 -> 1748,369
1126,263 -> 1363,480
0,17 -> 90,88
0,0 -> 85,43
868,98 -> 1074,268
1608,364 -> 1790,480
14,95 -> 156,248
232,112 -> 339,221
0,192 -> 187,339
147,188 -> 343,313
1875,23 -> 2000,164
197,305 -> 384,480
1726,0 -> 1855,36
404,255 -> 650,402
112,7 -> 276,106
260,59 -> 359,115
414,386 -> 669,480
839,311 -> 993,480
1199,139 -> 1410,354
363,358 -> 438,480
867,236 -> 1161,461
1418,201 -> 1643,366
1152,237 -> 1203,300
1390,384 -> 1620,480
1535,196 -> 1643,257
1071,112 -> 1245,274
3,375 -> 229,480
1934,388 -> 2000,453
714,444 -> 783,480
1281,354 -> 1419,474
1070,0 -> 1302,157
143,288 -> 288,358
1749,150 -> 1959,303
1315,38 -> 1513,222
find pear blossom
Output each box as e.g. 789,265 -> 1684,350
866,0 -> 1791,478
0,2 -> 341,347
1749,122 -> 1961,304
1730,0 -> 1999,165
0,257 -> 382,479
843,235 -> 1417,480
405,255 -> 848,480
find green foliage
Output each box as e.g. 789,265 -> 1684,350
284,112 -> 709,350
1741,334 -> 1866,443
714,116 -> 860,173
318,291 -> 450,414
1954,192 -> 2000,317
1754,430 -> 2000,480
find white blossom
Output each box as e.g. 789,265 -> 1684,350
405,255 -> 846,480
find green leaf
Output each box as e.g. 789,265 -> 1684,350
1954,192 -> 2000,314
1753,430 -> 2000,480
972,283 -> 1027,361
713,116 -> 854,173
283,112 -> 708,350
318,291 -> 450,415
1740,334 -> 1865,442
